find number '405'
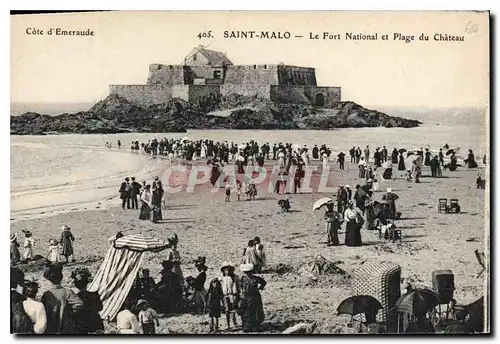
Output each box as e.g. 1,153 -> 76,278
197,31 -> 212,39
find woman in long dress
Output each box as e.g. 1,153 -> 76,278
239,264 -> 266,332
11,234 -> 21,265
398,153 -> 406,171
59,226 -> 75,263
22,230 -> 35,261
200,142 -> 207,159
166,234 -> 185,288
139,185 -> 152,220
344,201 -> 363,247
358,158 -> 366,178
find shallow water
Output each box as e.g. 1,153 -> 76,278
10,108 -> 487,220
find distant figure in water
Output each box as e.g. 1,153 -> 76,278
117,140 -> 121,149
483,155 -> 486,165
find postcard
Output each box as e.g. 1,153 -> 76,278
10,11 -> 490,335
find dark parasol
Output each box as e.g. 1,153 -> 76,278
337,295 -> 383,317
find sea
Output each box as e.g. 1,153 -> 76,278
10,104 -> 488,221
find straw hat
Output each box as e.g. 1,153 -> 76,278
367,179 -> 373,182
10,233 -> 17,242
220,261 -> 235,273
240,263 -> 254,273
61,225 -> 70,231
136,299 -> 148,309
387,188 -> 392,193
345,185 -> 351,188
49,239 -> 58,245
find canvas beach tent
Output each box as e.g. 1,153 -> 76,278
88,233 -> 169,321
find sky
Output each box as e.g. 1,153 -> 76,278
11,11 -> 489,108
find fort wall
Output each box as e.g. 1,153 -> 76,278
147,64 -> 185,85
109,84 -> 174,106
221,84 -> 271,98
224,65 -> 279,85
270,86 -> 341,106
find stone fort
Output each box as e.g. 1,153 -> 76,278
109,45 -> 341,107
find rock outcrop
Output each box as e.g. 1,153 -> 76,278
11,94 -> 421,135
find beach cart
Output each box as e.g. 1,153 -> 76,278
351,261 -> 402,332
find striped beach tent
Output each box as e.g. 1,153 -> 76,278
88,233 -> 168,320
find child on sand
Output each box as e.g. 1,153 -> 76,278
47,239 -> 60,263
22,230 -> 35,261
225,183 -> 231,202
205,278 -> 223,332
137,299 -> 159,334
236,180 -> 242,201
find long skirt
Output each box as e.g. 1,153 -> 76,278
139,202 -> 151,220
194,289 -> 207,311
345,220 -> 362,247
326,221 -> 339,245
241,294 -> 265,332
398,159 -> 406,171
359,166 -> 366,178
151,206 -> 162,223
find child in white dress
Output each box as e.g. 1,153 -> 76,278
22,230 -> 35,261
47,239 -> 60,263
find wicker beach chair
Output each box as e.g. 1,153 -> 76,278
351,261 -> 402,332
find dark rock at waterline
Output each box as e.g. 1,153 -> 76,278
10,94 -> 421,135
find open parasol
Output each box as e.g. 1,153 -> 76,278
398,148 -> 407,154
446,147 -> 460,156
337,295 -> 383,323
337,152 -> 345,158
181,136 -> 189,142
313,197 -> 334,211
394,287 -> 440,316
114,233 -> 169,253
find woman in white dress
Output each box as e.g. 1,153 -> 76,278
200,142 -> 207,159
22,230 -> 35,261
322,152 -> 329,171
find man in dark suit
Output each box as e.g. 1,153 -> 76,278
130,177 -> 142,210
119,177 -> 131,209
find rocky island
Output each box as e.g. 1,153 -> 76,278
10,94 -> 421,135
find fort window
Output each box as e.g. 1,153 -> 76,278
253,65 -> 257,69
213,70 -> 221,79
264,64 -> 267,69
193,54 -> 197,61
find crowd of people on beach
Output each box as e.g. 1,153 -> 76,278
11,229 -> 269,334
10,134 -> 485,335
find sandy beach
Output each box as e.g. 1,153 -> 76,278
10,157 -> 487,334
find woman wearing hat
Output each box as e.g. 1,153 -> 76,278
71,268 -> 104,334
239,263 -> 267,332
41,263 -> 84,334
59,225 -> 75,263
220,262 -> 240,329
10,233 -> 21,265
344,201 -> 363,247
22,280 -> 47,334
139,185 -> 152,221
22,230 -> 35,261
166,234 -> 185,288
193,258 -> 208,313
